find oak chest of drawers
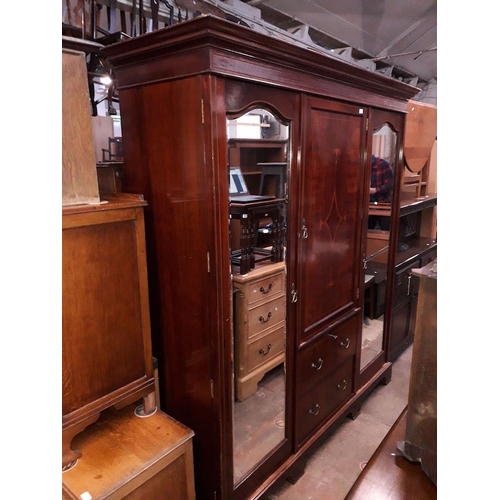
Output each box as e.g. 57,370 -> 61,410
232,261 -> 286,401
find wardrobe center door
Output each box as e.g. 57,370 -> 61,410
298,97 -> 366,343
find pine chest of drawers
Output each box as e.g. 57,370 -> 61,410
232,261 -> 286,401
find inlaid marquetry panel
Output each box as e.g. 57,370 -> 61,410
299,97 -> 366,343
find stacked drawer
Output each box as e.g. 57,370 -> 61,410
295,314 -> 358,445
233,261 -> 286,401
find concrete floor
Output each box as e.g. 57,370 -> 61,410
264,345 -> 413,500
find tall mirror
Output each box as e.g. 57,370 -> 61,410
361,123 -> 397,371
226,108 -> 289,486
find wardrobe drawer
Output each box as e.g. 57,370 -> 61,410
247,325 -> 285,372
296,315 -> 358,396
296,356 -> 354,446
247,295 -> 286,340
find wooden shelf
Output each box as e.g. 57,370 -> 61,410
395,237 -> 437,268
399,193 -> 437,217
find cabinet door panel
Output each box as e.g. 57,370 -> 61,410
299,97 -> 366,342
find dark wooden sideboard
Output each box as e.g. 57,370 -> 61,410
102,15 -> 420,500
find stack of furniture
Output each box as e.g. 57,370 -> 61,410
388,100 -> 437,361
102,15 -> 422,500
62,44 -> 195,498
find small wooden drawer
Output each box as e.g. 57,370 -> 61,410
62,404 -> 195,500
233,261 -> 286,306
295,356 -> 354,446
394,260 -> 418,308
247,295 -> 286,340
247,325 -> 285,372
296,315 -> 358,397
420,248 -> 437,267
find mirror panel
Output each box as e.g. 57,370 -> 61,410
227,108 -> 289,485
361,123 -> 397,371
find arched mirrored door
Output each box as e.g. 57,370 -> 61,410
360,120 -> 399,375
226,107 -> 290,486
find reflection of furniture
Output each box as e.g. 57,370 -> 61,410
364,274 -> 375,320
103,15 -> 419,500
228,138 -> 287,193
230,199 -> 285,275
62,194 -> 156,468
258,162 -> 287,197
62,404 -> 196,500
396,260 -> 437,485
232,261 -> 286,401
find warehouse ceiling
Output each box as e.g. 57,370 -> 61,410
209,0 -> 437,93
253,0 -> 436,82
62,0 -> 437,101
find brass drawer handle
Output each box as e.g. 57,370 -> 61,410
259,344 -> 272,356
337,379 -> 348,391
340,338 -> 350,349
259,312 -> 272,323
309,403 -> 320,416
260,283 -> 273,294
311,358 -> 323,370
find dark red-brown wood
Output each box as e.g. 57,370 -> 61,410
101,15 -> 420,500
345,409 -> 437,500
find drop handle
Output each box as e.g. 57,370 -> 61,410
259,312 -> 272,323
260,283 -> 273,294
337,380 -> 348,391
301,218 -> 309,239
340,338 -> 350,349
259,344 -> 272,356
311,358 -> 324,370
309,403 -> 320,416
407,275 -> 412,295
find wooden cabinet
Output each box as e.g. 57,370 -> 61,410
62,404 -> 195,500
389,197 -> 437,361
62,194 -> 156,468
102,15 -> 419,500
233,261 -> 286,401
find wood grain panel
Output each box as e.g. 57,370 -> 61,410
295,355 -> 354,446
118,75 -> 231,498
299,98 -> 365,342
62,49 -> 100,206
62,405 -> 195,500
404,100 -> 437,173
296,313 -> 359,397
